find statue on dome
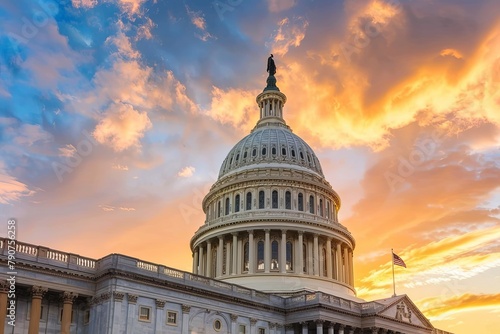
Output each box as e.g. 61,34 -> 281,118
267,54 -> 276,76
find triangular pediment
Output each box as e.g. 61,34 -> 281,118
374,295 -> 433,328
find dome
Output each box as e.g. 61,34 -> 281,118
218,125 -> 324,179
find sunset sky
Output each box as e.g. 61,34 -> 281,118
1,0 -> 499,333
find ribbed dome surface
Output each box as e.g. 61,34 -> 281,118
218,125 -> 324,178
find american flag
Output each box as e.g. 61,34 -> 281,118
393,252 -> 407,268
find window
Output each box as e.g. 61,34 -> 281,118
307,154 -> 311,163
214,319 -> 222,331
239,324 -> 246,334
27,304 -> 47,321
258,328 -> 266,334
309,195 -> 315,214
139,306 -> 151,322
298,193 -> 304,211
281,147 -> 286,156
218,201 -> 221,218
262,147 -> 267,155
236,153 -> 240,161
243,151 -> 247,159
83,310 -> 90,325
235,194 -> 240,213
246,192 -> 252,210
291,149 -> 296,157
243,242 -> 249,271
319,198 -> 323,217
300,151 -> 304,160
322,248 -> 327,276
285,191 -> 291,210
252,148 -> 257,157
225,197 -> 230,215
271,240 -> 279,270
257,240 -> 264,270
167,311 -> 178,325
259,191 -> 265,209
286,241 -> 293,270
272,190 -> 278,209
302,243 -> 307,273
272,147 -> 277,155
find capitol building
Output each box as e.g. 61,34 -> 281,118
0,64 -> 452,334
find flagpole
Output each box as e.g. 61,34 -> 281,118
391,248 -> 396,297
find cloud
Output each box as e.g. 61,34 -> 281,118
206,86 -> 259,131
71,0 -> 97,9
93,102 -> 152,152
178,166 -> 195,178
267,0 -> 297,13
419,293 -> 500,321
58,144 -> 77,157
269,17 -> 309,56
185,5 -> 215,41
0,164 -> 35,204
117,0 -> 146,16
136,17 -> 155,40
112,164 -> 129,171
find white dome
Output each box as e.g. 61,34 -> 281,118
218,125 -> 324,179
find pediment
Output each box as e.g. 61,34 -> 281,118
375,295 -> 433,328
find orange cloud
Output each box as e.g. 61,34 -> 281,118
267,0 -> 297,13
0,168 -> 35,204
93,102 -> 152,152
269,17 -> 309,56
419,293 -> 500,320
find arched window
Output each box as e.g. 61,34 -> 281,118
322,248 -> 327,277
252,148 -> 257,157
243,242 -> 249,272
262,147 -> 267,156
272,190 -> 278,208
246,192 -> 252,210
257,241 -> 264,270
326,201 -> 330,219
298,193 -> 304,211
225,197 -> 230,215
218,201 -> 221,218
309,195 -> 315,214
259,191 -> 265,209
319,198 -> 323,217
235,194 -> 240,213
286,241 -> 293,271
285,191 -> 291,210
291,149 -> 296,157
272,147 -> 277,155
271,240 -> 279,270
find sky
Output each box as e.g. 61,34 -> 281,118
0,0 -> 499,332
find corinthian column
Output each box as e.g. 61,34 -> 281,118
61,291 -> 78,334
28,286 -> 47,334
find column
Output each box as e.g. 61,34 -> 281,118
316,320 -> 324,334
301,321 -> 308,334
231,314 -> 238,334
313,234 -> 319,276
61,292 -> 78,334
198,245 -> 204,276
338,324 -> 345,334
217,236 -> 224,277
237,238 -> 243,274
348,327 -> 356,334
286,324 -> 295,334
0,282 -> 8,334
297,231 -> 304,274
226,240 -> 232,275
280,230 -> 287,273
126,294 -> 138,334
269,323 -> 276,334
206,240 -> 212,277
307,240 -> 313,274
326,238 -> 333,279
264,229 -> 271,273
250,318 -> 257,334
344,247 -> 349,284
181,305 -> 191,334
336,243 -> 343,282
28,286 -> 47,334
232,233 -> 238,275
370,327 -> 379,334
349,250 -> 354,286
155,300 -> 166,333
332,246 -> 338,279
248,231 -> 255,273
111,292 -> 124,333
193,248 -> 199,274
328,323 -> 334,334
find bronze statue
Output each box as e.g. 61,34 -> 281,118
267,54 -> 276,76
